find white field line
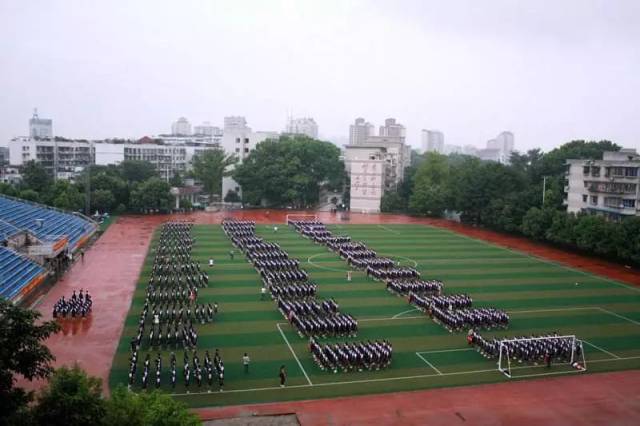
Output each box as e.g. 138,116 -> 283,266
378,224 -> 401,235
417,348 -> 475,355
169,355 -> 640,396
415,352 -> 443,375
276,323 -> 313,386
444,227 -> 640,294
582,339 -> 621,359
306,253 -> 349,272
392,308 -> 421,319
597,307 -> 640,327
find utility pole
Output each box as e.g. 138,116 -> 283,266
542,176 -> 547,206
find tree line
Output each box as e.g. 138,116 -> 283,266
381,140 -> 640,267
0,160 -> 176,214
0,136 -> 345,214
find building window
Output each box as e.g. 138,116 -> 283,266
244,138 -> 249,144
236,138 -> 240,143
623,199 -> 636,208
583,166 -> 590,175
235,186 -> 240,192
582,194 -> 588,202
235,148 -> 240,153
625,167 -> 638,177
590,195 -> 598,205
244,148 -> 249,153
591,166 -> 600,177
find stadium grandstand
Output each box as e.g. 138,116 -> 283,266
0,194 -> 97,304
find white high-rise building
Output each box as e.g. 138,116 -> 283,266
193,122 -> 222,136
171,117 -> 192,136
29,109 -> 53,139
285,117 -> 318,139
349,118 -> 375,145
379,118 -> 406,138
421,130 -> 445,153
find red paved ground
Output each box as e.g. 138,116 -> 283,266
17,209 -> 640,424
194,370 -> 640,426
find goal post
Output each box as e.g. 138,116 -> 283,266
285,214 -> 319,226
497,335 -> 586,378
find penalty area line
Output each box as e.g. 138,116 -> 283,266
415,352 -> 443,375
277,323 -> 313,386
169,355 -> 640,396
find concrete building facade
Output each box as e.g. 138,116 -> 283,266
9,137 -> 93,179
171,117 -> 192,136
29,110 -> 53,139
565,149 -> 640,219
349,118 -> 375,145
421,130 -> 444,153
285,117 -> 318,139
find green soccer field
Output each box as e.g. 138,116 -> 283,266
109,223 -> 640,408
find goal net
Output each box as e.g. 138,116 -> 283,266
285,214 -> 319,226
497,335 -> 586,378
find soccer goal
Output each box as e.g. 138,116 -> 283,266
285,214 -> 319,226
497,335 -> 586,378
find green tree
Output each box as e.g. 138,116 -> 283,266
0,182 -> 18,197
130,178 -> 173,212
224,189 -> 241,203
169,172 -> 184,187
234,136 -> 344,208
120,160 -> 157,183
192,149 -> 237,199
20,160 -> 52,192
19,189 -> 40,202
407,153 -> 452,216
32,365 -> 106,426
104,386 -> 200,426
91,189 -> 116,213
521,207 -> 554,240
0,299 -> 60,425
380,191 -> 406,212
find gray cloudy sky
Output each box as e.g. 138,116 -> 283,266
1,0 -> 639,152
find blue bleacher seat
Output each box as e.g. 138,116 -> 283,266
0,195 -> 97,249
0,246 -> 46,300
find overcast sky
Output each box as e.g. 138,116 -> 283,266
1,0 -> 638,152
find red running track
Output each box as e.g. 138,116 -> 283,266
194,370 -> 640,426
16,210 -> 640,425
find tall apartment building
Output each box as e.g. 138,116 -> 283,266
171,117 -> 192,136
565,149 -> 640,219
379,118 -> 406,138
29,109 -> 53,139
421,130 -> 445,153
484,131 -> 515,164
285,117 -> 318,139
349,118 -> 375,145
221,117 -> 279,198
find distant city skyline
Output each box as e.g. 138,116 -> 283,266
1,1 -> 638,152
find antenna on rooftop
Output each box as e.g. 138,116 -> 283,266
33,108 -> 39,119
